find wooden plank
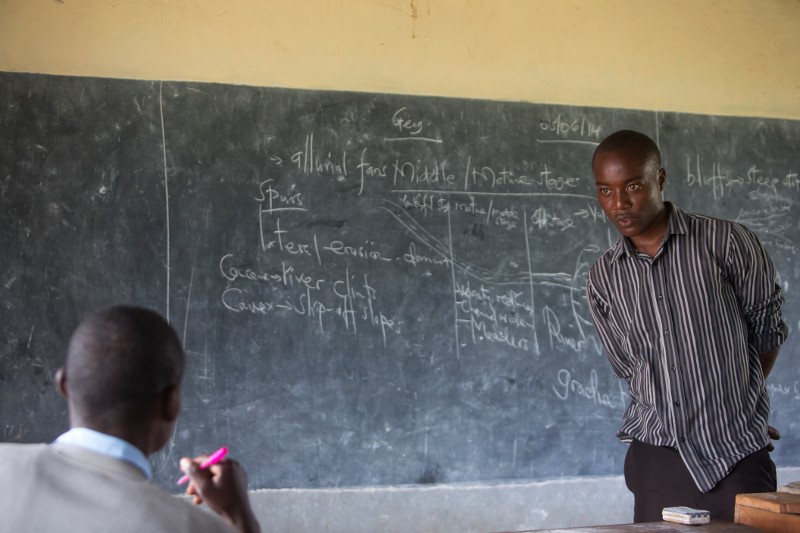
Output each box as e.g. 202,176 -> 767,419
498,520 -> 764,532
735,504 -> 800,533
735,492 -> 800,515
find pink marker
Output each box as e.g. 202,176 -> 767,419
177,446 -> 228,485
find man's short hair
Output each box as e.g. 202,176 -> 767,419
592,129 -> 662,170
65,305 -> 184,423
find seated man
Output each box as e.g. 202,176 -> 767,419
0,305 -> 261,533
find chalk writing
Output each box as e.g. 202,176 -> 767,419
219,254 -> 324,290
357,148 -> 389,195
539,114 -> 604,140
291,133 -> 349,180
530,207 -> 576,232
402,241 -> 451,268
391,107 -> 424,136
543,306 -> 586,352
220,260 -> 401,344
553,368 -> 628,410
323,239 -> 392,263
393,158 -> 455,188
454,280 -> 535,352
397,192 -> 447,217
735,200 -> 794,240
462,158 -> 582,193
384,107 -> 442,144
767,381 -> 800,401
573,203 -> 607,224
255,179 -> 306,213
4,73 -> 800,493
260,217 -> 321,261
211,106 -> 796,433
686,155 -> 799,199
3,424 -> 27,442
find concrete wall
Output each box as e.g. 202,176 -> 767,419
3,1 -> 799,530
1,1 -> 799,119
244,468 -> 800,532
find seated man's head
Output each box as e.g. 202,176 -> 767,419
56,305 -> 184,455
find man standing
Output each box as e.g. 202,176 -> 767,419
586,129 -> 787,522
0,305 -> 261,532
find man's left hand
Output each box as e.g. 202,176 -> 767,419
767,425 -> 781,452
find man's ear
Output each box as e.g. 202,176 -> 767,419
54,367 -> 68,398
162,384 -> 181,423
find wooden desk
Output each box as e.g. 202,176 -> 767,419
735,491 -> 800,532
498,521 -> 763,532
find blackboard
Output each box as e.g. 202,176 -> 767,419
1,72 -> 798,490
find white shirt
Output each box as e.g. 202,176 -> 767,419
54,427 -> 153,480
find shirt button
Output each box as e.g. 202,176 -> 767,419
671,365 -> 677,371
680,437 -> 686,443
657,295 -> 663,300
674,401 -> 681,407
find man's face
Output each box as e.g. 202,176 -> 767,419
592,149 -> 666,247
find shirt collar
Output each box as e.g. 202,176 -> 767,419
610,202 -> 688,261
54,427 -> 153,480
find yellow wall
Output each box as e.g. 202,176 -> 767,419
1,0 -> 799,119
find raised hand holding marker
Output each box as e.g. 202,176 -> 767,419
177,446 -> 228,485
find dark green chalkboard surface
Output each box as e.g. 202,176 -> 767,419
1,72 -> 798,490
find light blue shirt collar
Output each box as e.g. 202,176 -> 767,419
54,427 -> 153,480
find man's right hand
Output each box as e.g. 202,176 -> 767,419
180,454 -> 261,533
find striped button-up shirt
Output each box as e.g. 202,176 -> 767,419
586,202 -> 787,492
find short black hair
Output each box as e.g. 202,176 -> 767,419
592,129 -> 662,170
65,305 -> 184,424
